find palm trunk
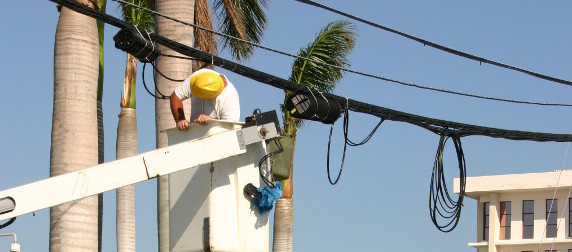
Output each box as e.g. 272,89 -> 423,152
116,53 -> 138,252
50,4 -> 99,252
116,108 -> 137,252
273,136 -> 295,252
154,1 -> 194,251
273,199 -> 293,251
97,100 -> 104,252
96,1 -> 107,251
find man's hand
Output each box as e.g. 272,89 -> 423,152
176,120 -> 189,131
194,114 -> 212,125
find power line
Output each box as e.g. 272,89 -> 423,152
294,0 -> 572,87
50,0 -> 572,143
112,0 -> 572,107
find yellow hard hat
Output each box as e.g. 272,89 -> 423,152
190,71 -> 224,99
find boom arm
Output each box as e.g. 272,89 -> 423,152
0,120 -> 279,221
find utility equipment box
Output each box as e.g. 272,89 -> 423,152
167,120 -> 270,252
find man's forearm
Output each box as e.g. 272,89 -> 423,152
170,92 -> 186,122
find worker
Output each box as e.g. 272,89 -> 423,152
170,69 -> 240,131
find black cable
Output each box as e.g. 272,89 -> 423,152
71,0 -> 572,107
160,53 -> 195,61
141,62 -> 169,99
295,0 -> 572,87
150,61 -> 186,82
0,218 -> 16,229
343,102 -> 384,147
429,133 -> 466,232
326,106 -> 383,185
258,139 -> 285,187
114,0 -> 572,107
49,0 -> 572,143
327,122 -> 347,185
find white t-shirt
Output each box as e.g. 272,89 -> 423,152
174,69 -> 240,121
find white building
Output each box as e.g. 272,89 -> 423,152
454,170 -> 572,252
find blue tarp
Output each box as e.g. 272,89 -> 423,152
253,182 -> 283,213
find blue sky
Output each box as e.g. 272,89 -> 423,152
1,0 -> 572,251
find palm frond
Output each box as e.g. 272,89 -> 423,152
118,0 -> 155,31
289,20 -> 356,93
214,0 -> 269,61
194,0 -> 218,69
283,20 -> 357,129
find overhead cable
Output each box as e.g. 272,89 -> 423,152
50,0 -> 572,144
142,36 -> 572,142
50,0 -> 572,234
295,0 -> 572,87
113,0 -> 572,108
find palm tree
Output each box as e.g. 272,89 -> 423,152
193,0 -> 268,67
50,0 -> 101,251
96,2 -> 107,252
115,1 -> 154,251
153,1 -> 268,251
153,1 -> 195,251
273,20 -> 356,252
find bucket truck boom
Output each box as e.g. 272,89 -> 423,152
0,112 -> 280,222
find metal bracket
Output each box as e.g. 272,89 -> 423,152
236,130 -> 246,150
240,122 -> 280,147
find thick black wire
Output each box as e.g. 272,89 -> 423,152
429,134 -> 466,233
344,105 -> 384,147
49,0 -> 572,143
114,0 -> 572,107
160,53 -> 195,61
150,61 -> 186,83
295,0 -> 572,87
0,218 -> 15,229
326,106 -> 384,185
327,123 -> 347,185
142,62 -> 169,99
258,139 -> 284,188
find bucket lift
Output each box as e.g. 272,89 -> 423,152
0,110 -> 281,252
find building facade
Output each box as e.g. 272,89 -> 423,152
455,170 -> 572,252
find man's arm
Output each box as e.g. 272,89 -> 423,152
170,92 -> 189,130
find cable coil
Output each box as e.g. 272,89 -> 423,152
429,133 -> 466,232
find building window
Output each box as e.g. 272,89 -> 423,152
523,200 -> 534,239
546,199 -> 558,238
500,201 -> 511,239
569,198 -> 572,237
483,202 -> 489,241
